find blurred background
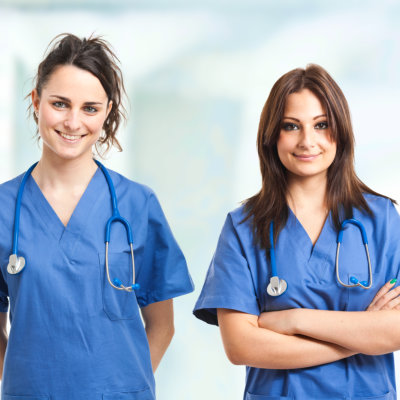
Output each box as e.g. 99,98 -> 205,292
0,0 -> 399,398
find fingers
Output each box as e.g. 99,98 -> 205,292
383,295 -> 400,310
367,279 -> 396,309
367,280 -> 399,311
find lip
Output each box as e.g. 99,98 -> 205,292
55,130 -> 87,143
293,153 -> 320,161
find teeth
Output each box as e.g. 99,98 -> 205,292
58,131 -> 81,140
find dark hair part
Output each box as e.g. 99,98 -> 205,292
30,33 -> 126,154
243,64 -> 394,250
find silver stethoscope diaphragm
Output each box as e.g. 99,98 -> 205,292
267,275 -> 287,297
7,254 -> 26,275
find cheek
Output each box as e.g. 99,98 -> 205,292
86,115 -> 107,135
38,107 -> 60,134
277,134 -> 294,159
322,139 -> 337,162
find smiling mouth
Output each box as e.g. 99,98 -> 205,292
55,130 -> 87,141
293,153 -> 320,160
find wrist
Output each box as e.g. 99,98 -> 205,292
291,308 -> 303,335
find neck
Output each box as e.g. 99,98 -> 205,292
286,173 -> 328,212
32,150 -> 97,189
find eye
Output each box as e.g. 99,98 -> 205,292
83,105 -> 98,114
52,101 -> 67,109
315,121 -> 328,130
282,122 -> 299,131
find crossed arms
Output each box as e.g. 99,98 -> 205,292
217,280 -> 400,369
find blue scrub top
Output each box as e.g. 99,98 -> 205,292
194,194 -> 400,400
0,166 -> 194,400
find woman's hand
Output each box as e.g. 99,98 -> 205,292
258,308 -> 300,335
367,279 -> 400,311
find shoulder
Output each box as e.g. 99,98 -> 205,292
0,173 -> 26,230
354,193 -> 400,239
0,173 -> 24,194
0,173 -> 25,206
226,205 -> 250,230
105,169 -> 162,210
107,169 -> 155,199
220,204 -> 254,245
362,193 -> 397,218
105,168 -> 166,218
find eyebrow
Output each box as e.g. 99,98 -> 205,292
283,114 -> 327,122
49,95 -> 104,106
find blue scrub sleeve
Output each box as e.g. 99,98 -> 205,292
193,213 -> 260,326
0,269 -> 9,312
384,201 -> 400,280
135,191 -> 194,308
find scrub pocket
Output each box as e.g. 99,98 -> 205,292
3,396 -> 49,400
245,394 -> 291,400
102,388 -> 153,400
98,251 -> 141,321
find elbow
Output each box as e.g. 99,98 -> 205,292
358,338 -> 400,356
162,321 -> 175,346
158,322 -> 174,346
166,324 -> 175,344
223,344 -> 247,366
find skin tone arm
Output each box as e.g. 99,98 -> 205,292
259,280 -> 400,356
218,281 -> 400,369
218,308 -> 355,369
141,299 -> 174,372
0,312 -> 8,379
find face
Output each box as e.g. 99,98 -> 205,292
277,89 -> 336,182
32,65 -> 112,163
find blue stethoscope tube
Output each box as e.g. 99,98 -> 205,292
7,161 -> 139,292
267,218 -> 373,297
335,218 -> 372,289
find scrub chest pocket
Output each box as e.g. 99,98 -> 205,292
98,251 -> 140,320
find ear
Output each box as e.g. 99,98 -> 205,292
106,100 -> 113,119
31,89 -> 40,113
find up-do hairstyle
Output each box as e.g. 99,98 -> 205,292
31,33 -> 126,155
243,64 -> 393,251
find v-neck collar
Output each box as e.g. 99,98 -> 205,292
287,208 -> 336,264
25,167 -> 105,243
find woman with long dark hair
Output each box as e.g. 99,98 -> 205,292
0,34 -> 193,399
194,64 -> 400,399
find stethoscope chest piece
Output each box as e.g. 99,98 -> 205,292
7,254 -> 26,275
267,276 -> 287,296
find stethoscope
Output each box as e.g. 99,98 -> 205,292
7,161 -> 140,293
266,218 -> 372,296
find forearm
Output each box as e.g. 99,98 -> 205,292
218,309 -> 355,369
293,309 -> 400,355
145,324 -> 174,372
141,299 -> 174,372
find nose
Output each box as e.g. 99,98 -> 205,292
298,125 -> 316,148
63,109 -> 81,132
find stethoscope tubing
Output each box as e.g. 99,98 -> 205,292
8,160 -> 139,292
268,216 -> 373,296
335,219 -> 373,289
12,162 -> 38,255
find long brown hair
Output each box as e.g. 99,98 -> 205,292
29,33 -> 126,155
243,64 -> 393,250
